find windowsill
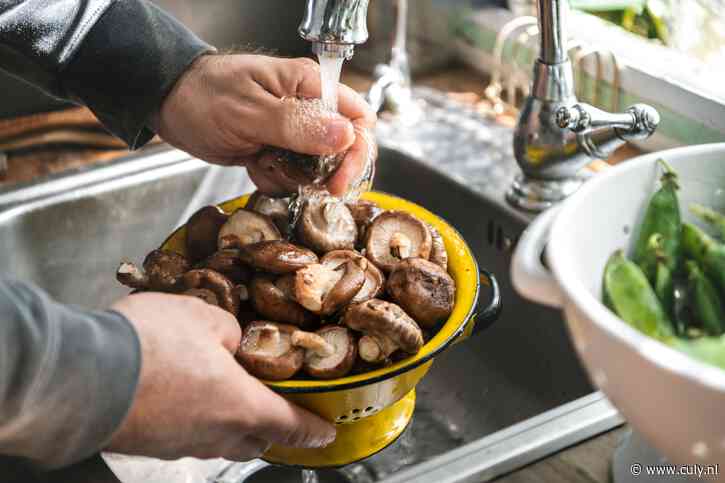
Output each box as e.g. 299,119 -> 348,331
449,6 -> 725,151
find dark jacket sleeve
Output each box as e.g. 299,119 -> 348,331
0,278 -> 141,469
0,0 -> 215,148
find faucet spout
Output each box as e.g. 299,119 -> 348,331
538,0 -> 568,64
299,0 -> 370,58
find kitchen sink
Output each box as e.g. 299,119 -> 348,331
0,91 -> 622,482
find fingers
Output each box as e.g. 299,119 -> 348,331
326,121 -> 377,196
225,436 -> 272,462
206,304 -> 243,354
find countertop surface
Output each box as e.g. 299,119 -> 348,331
1,65 -> 635,483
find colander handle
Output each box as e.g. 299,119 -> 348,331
457,268 -> 502,342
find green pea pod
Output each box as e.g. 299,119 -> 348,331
633,159 -> 681,282
685,260 -> 725,336
646,233 -> 675,316
673,336 -> 725,371
682,222 -> 725,297
603,250 -> 674,342
690,203 -> 725,240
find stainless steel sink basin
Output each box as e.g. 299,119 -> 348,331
0,91 -> 622,482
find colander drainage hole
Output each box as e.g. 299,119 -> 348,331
364,406 -> 374,412
352,416 -> 360,421
352,408 -> 361,414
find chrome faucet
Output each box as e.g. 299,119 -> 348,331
299,0 -> 371,59
506,0 -> 660,212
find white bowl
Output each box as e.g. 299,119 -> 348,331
512,143 -> 725,473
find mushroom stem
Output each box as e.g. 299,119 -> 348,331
358,334 -> 398,363
116,261 -> 149,289
292,330 -> 335,357
390,232 -> 412,259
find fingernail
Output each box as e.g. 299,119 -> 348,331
324,118 -> 353,151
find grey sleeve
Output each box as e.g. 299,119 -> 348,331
0,278 -> 141,469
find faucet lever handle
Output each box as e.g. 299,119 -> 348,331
556,103 -> 660,140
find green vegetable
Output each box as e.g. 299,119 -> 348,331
646,233 -> 675,316
633,159 -> 681,284
682,222 -> 725,297
685,260 -> 725,336
674,336 -> 725,371
690,203 -> 725,240
603,250 -> 674,342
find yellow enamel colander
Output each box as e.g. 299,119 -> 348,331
161,191 -> 501,468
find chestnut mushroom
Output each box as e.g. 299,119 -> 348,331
181,269 -> 240,316
365,211 -> 432,273
116,249 -> 190,292
427,224 -> 448,271
183,288 -> 219,306
296,196 -> 358,254
295,259 -> 365,316
256,148 -> 345,196
195,249 -> 251,284
217,208 -> 281,249
249,274 -> 317,329
186,206 -> 229,262
346,199 -> 382,246
343,299 -> 424,364
386,258 -> 456,329
237,321 -> 305,380
238,240 -> 318,274
299,326 -> 357,379
247,191 -> 291,235
321,250 -> 384,303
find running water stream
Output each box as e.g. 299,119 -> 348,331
318,53 -> 345,113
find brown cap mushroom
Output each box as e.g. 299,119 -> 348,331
183,288 -> 219,306
298,326 -> 357,379
346,199 -> 382,245
365,211 -> 432,273
218,208 -> 281,249
237,321 -> 304,380
116,249 -> 190,292
427,224 -> 448,271
387,258 -> 456,329
181,269 -> 240,316
249,274 -> 317,329
343,299 -> 424,363
238,240 -> 318,274
186,206 -> 229,262
247,191 -> 291,235
255,149 -> 345,196
195,249 -> 251,284
295,260 -> 365,316
296,196 -> 358,254
321,250 -> 384,303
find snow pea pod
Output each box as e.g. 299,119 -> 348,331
690,204 -> 725,240
685,260 -> 725,336
633,159 -> 681,283
603,250 -> 674,342
646,233 -> 675,317
682,222 -> 725,297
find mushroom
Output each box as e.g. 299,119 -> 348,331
237,321 -> 304,380
256,148 -> 345,196
365,211 -> 432,273
387,258 -> 456,329
321,250 -> 384,303
346,199 -> 382,245
299,326 -> 357,379
247,191 -> 291,235
186,206 -> 229,262
249,274 -> 317,329
195,249 -> 251,284
427,224 -> 448,270
295,259 -> 365,316
343,299 -> 424,364
181,269 -> 240,316
296,196 -> 358,254
238,240 -> 318,274
183,288 -> 219,306
116,249 -> 190,292
217,208 -> 281,249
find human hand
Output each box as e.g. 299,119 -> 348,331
107,292 -> 336,461
153,54 -> 376,196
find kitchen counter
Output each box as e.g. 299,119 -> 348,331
1,65 -> 635,483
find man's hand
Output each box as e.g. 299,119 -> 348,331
153,54 -> 376,196
107,293 -> 336,461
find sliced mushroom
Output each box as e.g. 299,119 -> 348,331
181,269 -> 240,316
247,191 -> 291,235
295,260 -> 365,316
196,249 -> 251,284
186,206 -> 229,262
116,249 -> 190,292
343,299 -> 424,363
218,208 -> 281,249
238,240 -> 318,274
387,258 -> 456,329
365,211 -> 432,273
300,326 -> 357,379
249,274 -> 317,328
427,224 -> 448,270
237,321 -> 304,380
346,199 -> 382,246
296,196 -> 358,254
321,250 -> 384,303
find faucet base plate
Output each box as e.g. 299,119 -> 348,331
506,174 -> 586,213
